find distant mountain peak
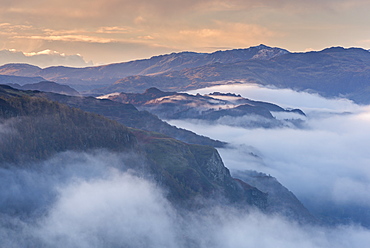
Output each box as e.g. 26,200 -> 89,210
320,46 -> 370,54
6,80 -> 80,96
252,44 -> 270,49
144,87 -> 164,94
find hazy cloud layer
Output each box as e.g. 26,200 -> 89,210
1,150 -> 370,247
172,84 -> 370,225
187,84 -> 359,112
0,49 -> 92,67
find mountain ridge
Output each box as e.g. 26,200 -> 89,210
102,87 -> 305,128
0,85 -> 317,224
0,45 -> 289,91
6,81 -> 80,96
100,46 -> 370,104
2,45 -> 370,103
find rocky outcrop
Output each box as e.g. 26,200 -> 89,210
202,151 -> 229,184
233,170 -> 317,223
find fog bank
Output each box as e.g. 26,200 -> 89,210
1,150 -> 370,247
187,83 -> 360,113
172,84 -> 370,226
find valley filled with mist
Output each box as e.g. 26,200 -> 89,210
176,84 -> 370,227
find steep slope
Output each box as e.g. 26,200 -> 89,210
233,170 -> 316,224
104,47 -> 370,104
0,45 -> 289,91
133,129 -> 267,207
0,85 -> 136,163
0,85 -> 266,208
34,90 -> 226,147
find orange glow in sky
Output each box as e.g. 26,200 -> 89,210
1,0 -> 370,66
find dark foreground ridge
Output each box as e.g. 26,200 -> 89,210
0,84 -> 317,224
36,88 -> 227,148
0,85 -> 265,209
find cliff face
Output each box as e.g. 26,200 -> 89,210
134,129 -> 267,208
233,170 -> 317,224
202,151 -> 229,184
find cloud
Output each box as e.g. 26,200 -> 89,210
96,26 -> 131,34
0,21 -> 174,64
0,48 -> 92,67
188,84 -> 360,113
1,0 -> 370,66
1,0 -> 365,20
0,22 -> 34,35
168,22 -> 278,50
0,121 -> 15,135
171,84 -> 370,226
1,150 -> 370,247
0,120 -> 19,148
38,172 -> 177,248
2,0 -> 369,65
24,35 -> 114,44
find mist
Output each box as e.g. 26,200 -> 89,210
1,150 -> 370,247
187,83 -> 360,113
172,84 -> 370,226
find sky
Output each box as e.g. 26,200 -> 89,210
1,0 -> 370,66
